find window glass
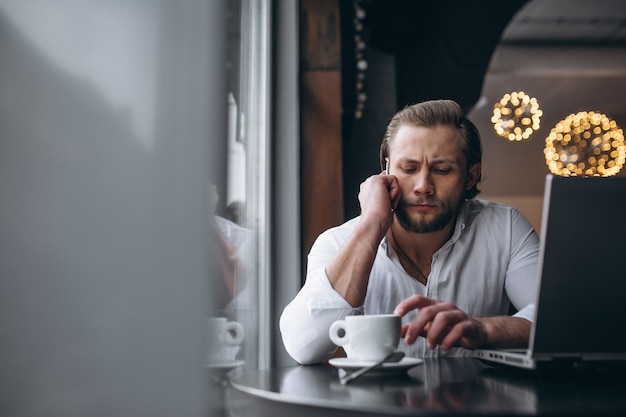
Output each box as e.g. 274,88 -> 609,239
211,0 -> 271,372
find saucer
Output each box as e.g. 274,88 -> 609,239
328,356 -> 423,375
207,360 -> 245,378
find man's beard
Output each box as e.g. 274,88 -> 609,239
394,196 -> 463,233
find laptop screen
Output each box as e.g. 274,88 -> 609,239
531,174 -> 626,358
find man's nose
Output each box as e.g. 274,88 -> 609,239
412,170 -> 433,194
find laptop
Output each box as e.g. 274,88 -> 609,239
474,174 -> 626,370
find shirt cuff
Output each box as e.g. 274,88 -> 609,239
512,303 -> 535,323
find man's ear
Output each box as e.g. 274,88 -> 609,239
466,163 -> 482,190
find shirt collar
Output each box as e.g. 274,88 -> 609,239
449,200 -> 470,243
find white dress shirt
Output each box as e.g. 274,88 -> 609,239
280,199 -> 540,364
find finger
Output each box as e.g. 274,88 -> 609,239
400,323 -> 409,338
440,320 -> 473,351
444,318 -> 487,350
388,177 -> 401,210
423,321 -> 432,334
426,309 -> 465,350
404,303 -> 453,345
401,322 -> 430,337
358,178 -> 396,224
401,323 -> 427,344
393,294 -> 433,316
405,302 -> 462,345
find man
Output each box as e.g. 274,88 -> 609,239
280,100 -> 539,365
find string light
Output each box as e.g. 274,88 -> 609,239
353,0 -> 367,119
544,111 -> 625,177
491,91 -> 542,141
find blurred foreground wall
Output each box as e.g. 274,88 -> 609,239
0,1 -> 226,415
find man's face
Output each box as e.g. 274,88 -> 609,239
388,124 -> 475,234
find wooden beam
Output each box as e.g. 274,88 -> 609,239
300,0 -> 344,279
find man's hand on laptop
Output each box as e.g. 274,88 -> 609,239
394,295 -> 488,351
394,295 -> 530,351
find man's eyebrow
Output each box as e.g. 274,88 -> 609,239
397,157 -> 460,165
431,159 -> 460,165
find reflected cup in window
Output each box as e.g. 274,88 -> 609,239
207,317 -> 244,364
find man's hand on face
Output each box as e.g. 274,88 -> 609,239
358,172 -> 401,230
394,295 -> 489,351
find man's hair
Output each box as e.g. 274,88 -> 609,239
379,99 -> 482,199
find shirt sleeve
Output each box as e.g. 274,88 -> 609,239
505,208 -> 540,322
512,302 -> 535,322
279,226 -> 363,365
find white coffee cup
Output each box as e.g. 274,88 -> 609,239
329,314 -> 401,361
207,317 -> 244,363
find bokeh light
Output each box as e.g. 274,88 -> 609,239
491,91 -> 542,141
544,111 -> 625,177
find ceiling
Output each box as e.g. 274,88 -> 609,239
501,0 -> 626,45
469,0 -> 626,198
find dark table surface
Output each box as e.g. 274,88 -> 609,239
227,357 -> 626,416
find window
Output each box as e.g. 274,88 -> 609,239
214,0 -> 300,371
